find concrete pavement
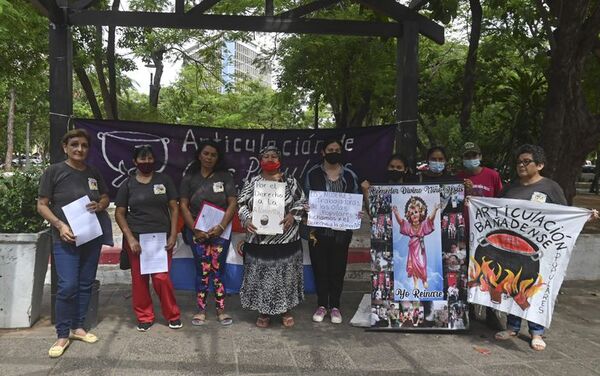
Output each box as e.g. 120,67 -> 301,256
0,280 -> 599,375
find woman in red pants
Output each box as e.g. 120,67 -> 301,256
115,145 -> 182,331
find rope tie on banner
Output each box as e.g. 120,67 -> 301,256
49,112 -> 75,129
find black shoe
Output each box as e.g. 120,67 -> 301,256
169,319 -> 183,329
137,322 -> 153,332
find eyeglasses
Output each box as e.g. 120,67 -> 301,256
516,159 -> 534,166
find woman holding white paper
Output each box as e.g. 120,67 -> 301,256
180,140 -> 237,326
37,129 -> 111,358
114,145 -> 182,332
238,145 -> 306,328
304,139 -> 360,324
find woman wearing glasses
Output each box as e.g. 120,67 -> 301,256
494,144 -> 566,351
37,129 -> 111,357
115,145 -> 182,332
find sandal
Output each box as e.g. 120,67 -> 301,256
256,314 -> 270,328
48,339 -> 70,358
531,336 -> 546,351
191,312 -> 206,326
495,330 -> 518,340
217,312 -> 233,326
282,314 -> 294,328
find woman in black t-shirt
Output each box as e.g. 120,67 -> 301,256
115,145 -> 182,332
180,140 -> 237,326
37,129 -> 111,358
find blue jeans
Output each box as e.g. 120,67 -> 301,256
53,238 -> 102,338
507,314 -> 545,336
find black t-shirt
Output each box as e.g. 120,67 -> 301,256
38,161 -> 109,240
179,170 -> 236,218
115,172 -> 178,234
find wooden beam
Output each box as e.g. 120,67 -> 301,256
187,0 -> 220,15
175,0 -> 184,13
395,22 -> 419,169
68,11 -> 403,37
30,0 -> 64,23
278,0 -> 341,18
409,0 -> 429,10
71,0 -> 101,10
356,0 -> 444,44
265,0 -> 273,16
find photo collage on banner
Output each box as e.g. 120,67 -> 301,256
368,182 -> 468,331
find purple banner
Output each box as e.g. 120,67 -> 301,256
75,119 -> 396,198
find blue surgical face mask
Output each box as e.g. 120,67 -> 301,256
463,159 -> 481,170
429,161 -> 445,174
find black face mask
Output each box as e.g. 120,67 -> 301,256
324,152 -> 343,165
386,170 -> 406,182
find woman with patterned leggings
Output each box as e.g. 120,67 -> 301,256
180,140 -> 237,326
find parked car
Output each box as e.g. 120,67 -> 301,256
579,165 -> 596,182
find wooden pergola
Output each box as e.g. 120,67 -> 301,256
32,0 -> 444,166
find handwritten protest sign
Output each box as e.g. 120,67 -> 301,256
307,191 -> 362,230
252,180 -> 286,235
468,197 -> 590,327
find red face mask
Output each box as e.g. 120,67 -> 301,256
260,160 -> 281,172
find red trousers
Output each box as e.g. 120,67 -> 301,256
124,239 -> 180,323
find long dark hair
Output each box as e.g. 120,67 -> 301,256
188,140 -> 226,173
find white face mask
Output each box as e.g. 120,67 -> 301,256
429,161 -> 445,173
463,159 -> 481,170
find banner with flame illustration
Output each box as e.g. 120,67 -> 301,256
467,197 -> 590,328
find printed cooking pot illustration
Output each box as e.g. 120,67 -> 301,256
469,229 -> 544,309
97,131 -> 170,187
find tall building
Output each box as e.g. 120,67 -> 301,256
221,40 -> 272,91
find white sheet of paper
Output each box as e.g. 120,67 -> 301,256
194,204 -> 232,240
61,196 -> 103,246
307,191 -> 363,230
252,180 -> 286,235
139,232 -> 168,275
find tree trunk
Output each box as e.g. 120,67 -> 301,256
94,26 -> 113,119
74,59 -> 103,119
107,0 -> 120,119
149,48 -> 165,108
459,0 -> 482,139
4,87 -> 16,172
541,1 -> 600,204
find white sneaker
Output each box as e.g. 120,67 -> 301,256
312,306 -> 327,322
330,308 -> 343,324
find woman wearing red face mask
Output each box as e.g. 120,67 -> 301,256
115,145 -> 181,332
237,146 -> 307,328
180,140 -> 237,326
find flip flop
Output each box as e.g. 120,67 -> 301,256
531,337 -> 546,351
49,339 -> 70,358
191,312 -> 206,326
70,332 -> 98,343
495,330 -> 518,340
256,315 -> 270,328
217,312 -> 233,326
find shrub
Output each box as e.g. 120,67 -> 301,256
0,167 -> 48,233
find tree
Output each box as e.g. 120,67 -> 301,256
0,0 -> 47,171
537,0 -> 600,203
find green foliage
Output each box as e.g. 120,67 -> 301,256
0,0 -> 49,159
0,168 -> 47,233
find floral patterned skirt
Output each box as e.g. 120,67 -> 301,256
240,240 -> 304,315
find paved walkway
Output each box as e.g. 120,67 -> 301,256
0,280 -> 599,375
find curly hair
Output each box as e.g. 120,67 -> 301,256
404,196 -> 428,222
